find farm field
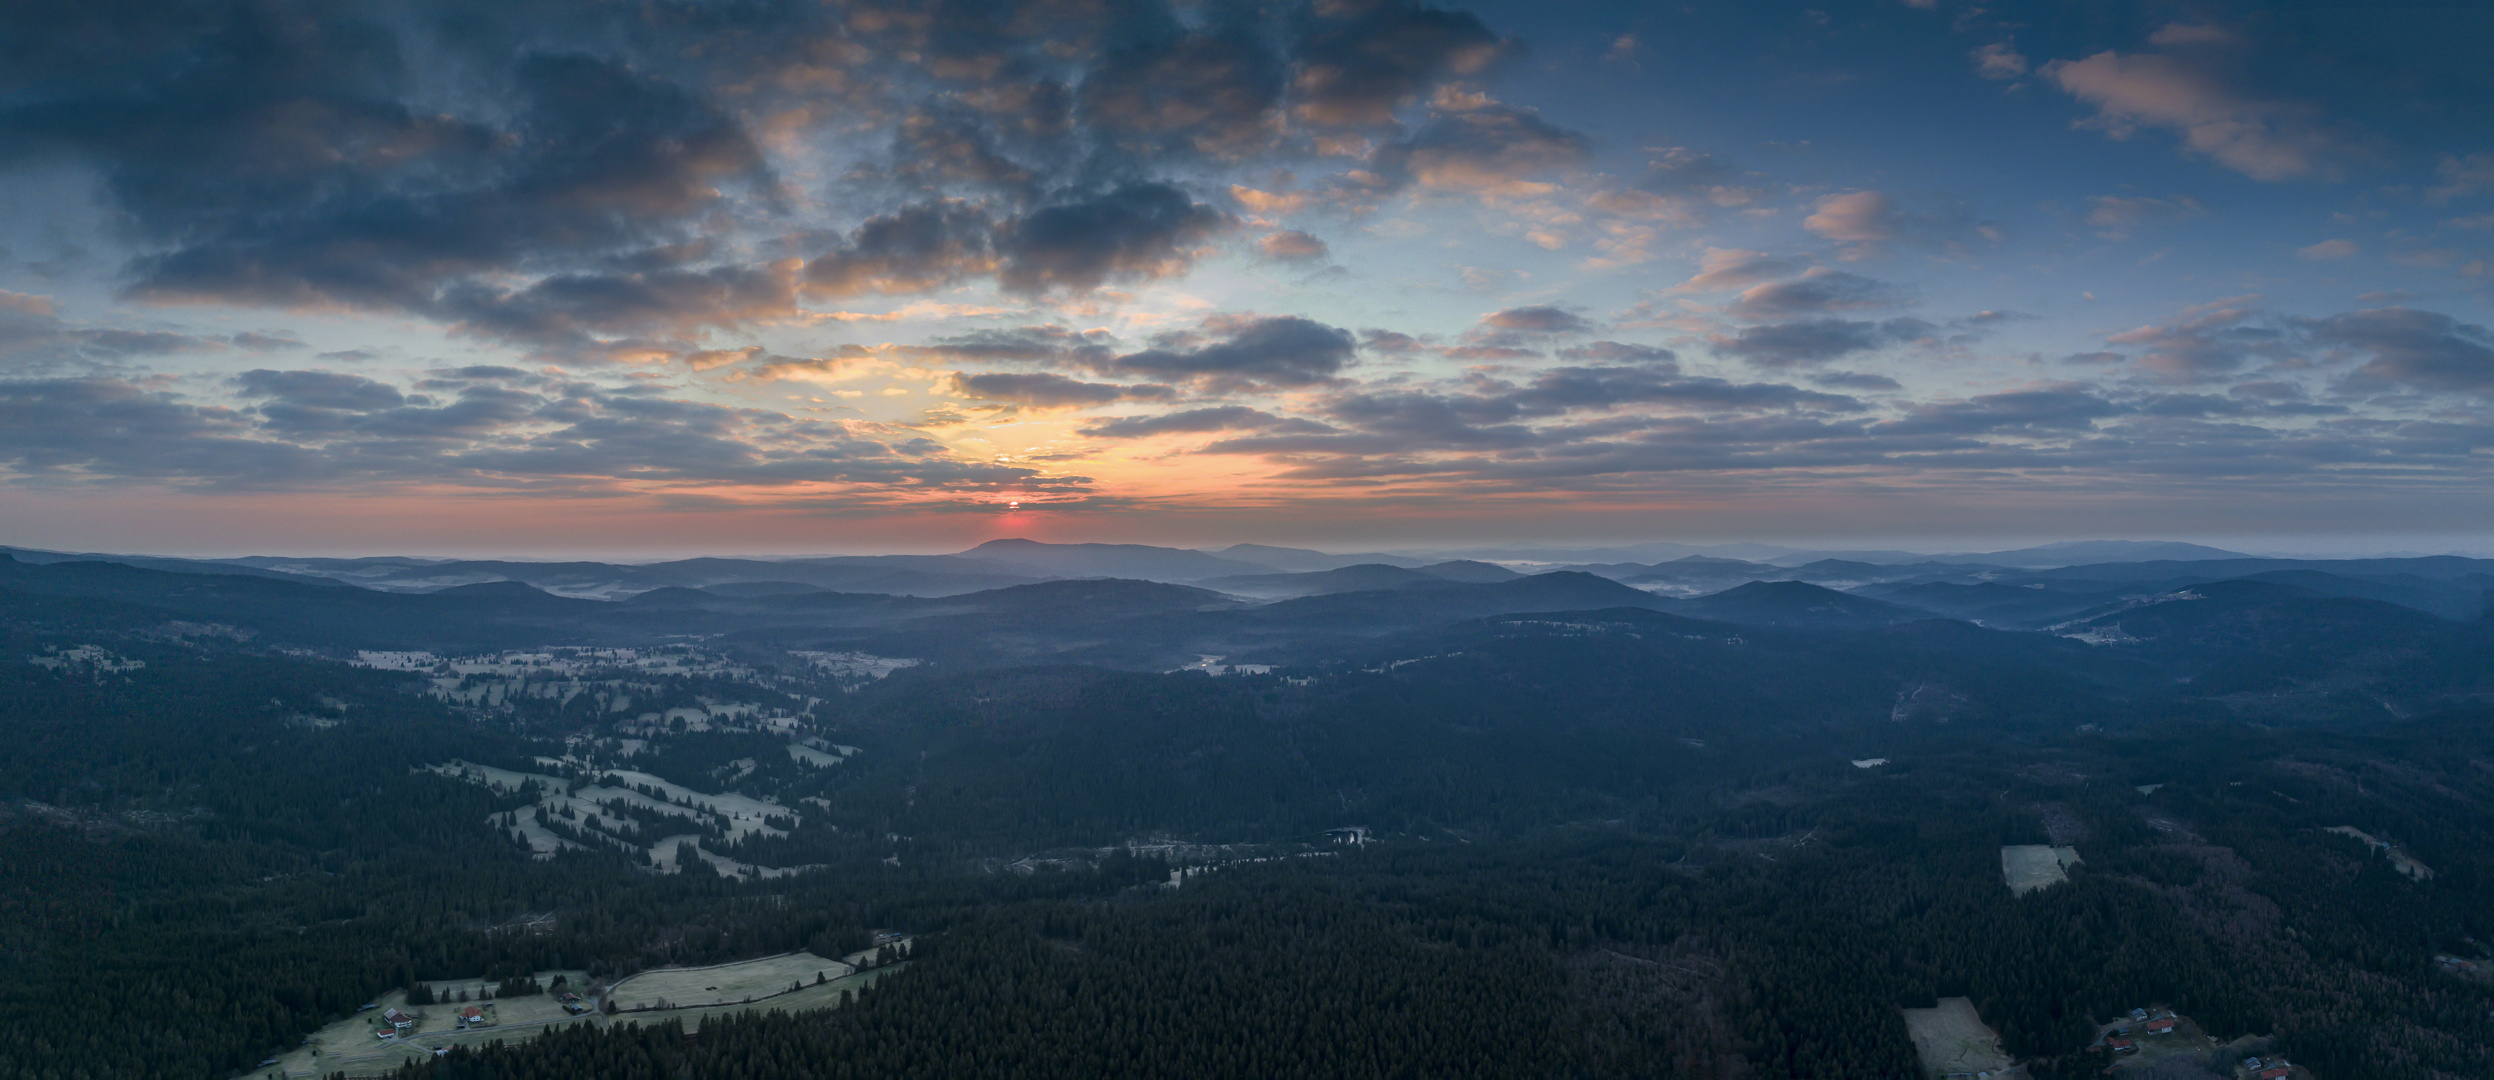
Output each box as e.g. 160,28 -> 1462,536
1902,997 -> 2020,1078
2000,845 -> 2082,895
607,952 -> 853,1011
639,965 -> 904,1034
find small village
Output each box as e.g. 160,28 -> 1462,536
2088,1006 -> 2315,1080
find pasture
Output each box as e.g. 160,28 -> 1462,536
606,952 -> 852,1011
1902,997 -> 2018,1078
2000,845 -> 2081,895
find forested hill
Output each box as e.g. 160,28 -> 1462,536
6,548 -> 2494,1079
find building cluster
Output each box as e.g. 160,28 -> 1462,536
2102,1007 -> 2181,1056
2236,1055 -> 2296,1080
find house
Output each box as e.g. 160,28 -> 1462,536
458,1006 -> 486,1027
2106,1037 -> 2135,1054
382,1008 -> 416,1034
2144,1016 -> 2177,1035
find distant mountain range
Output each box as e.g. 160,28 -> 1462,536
4,539 -> 2488,647
0,538 -> 2288,600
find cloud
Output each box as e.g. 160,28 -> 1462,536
77,329 -> 220,356
2428,152 -> 2494,204
996,183 -> 1235,294
233,369 -> 407,412
2106,297 -> 2283,381
950,372 -> 1171,407
1290,0 -> 1508,127
1971,42 -> 2028,81
1257,230 -> 1331,263
107,49 -> 772,315
1077,406 -> 1326,438
2307,307 -> 2494,393
1725,268 -> 1909,320
1710,318 -> 1922,367
1102,314 -> 1357,389
2296,239 -> 2358,261
1496,367 -> 1861,415
1077,26 -> 1287,157
1378,105 -> 1592,194
1800,191 -> 1992,258
2043,27 -> 2361,182
0,370 -> 1087,497
1804,191 -> 1898,243
1672,249 -> 1802,293
1479,306 -> 1594,335
1813,371 -> 1903,391
684,346 -> 766,372
1555,341 -> 1676,366
1624,147 -> 1765,209
228,331 -> 305,351
443,261 -> 802,352
806,201 -> 1000,297
2082,194 -> 2205,240
1872,386 -> 2123,437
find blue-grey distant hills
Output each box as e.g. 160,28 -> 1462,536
1932,540 -> 2251,567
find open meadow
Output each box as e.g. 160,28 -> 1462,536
606,952 -> 854,1011
2000,845 -> 2081,896
1902,997 -> 2019,1078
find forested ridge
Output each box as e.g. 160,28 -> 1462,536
5,586 -> 2494,1079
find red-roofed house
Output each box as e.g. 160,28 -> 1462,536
2144,1016 -> 2177,1035
382,1008 -> 416,1034
458,1006 -> 486,1027
2106,1037 -> 2135,1054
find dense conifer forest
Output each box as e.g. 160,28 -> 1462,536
6,565 -> 2494,1079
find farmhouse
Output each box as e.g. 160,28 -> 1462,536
2240,1057 -> 2295,1080
2106,1037 -> 2134,1054
2144,1015 -> 2177,1035
458,1005 -> 487,1028
381,1008 -> 416,1034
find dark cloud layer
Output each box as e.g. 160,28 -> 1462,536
0,0 -> 1539,359
2308,308 -> 2494,393
1103,316 -> 1358,389
1710,318 -> 1928,367
951,371 -> 1171,407
0,371 -> 1070,495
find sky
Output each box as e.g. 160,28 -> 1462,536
2,0 -> 2491,558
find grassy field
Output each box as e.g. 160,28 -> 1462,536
606,952 -> 853,1011
1902,997 -> 2019,1078
650,965 -> 904,1033
235,960 -> 909,1080
236,970 -> 596,1080
2000,845 -> 2081,896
